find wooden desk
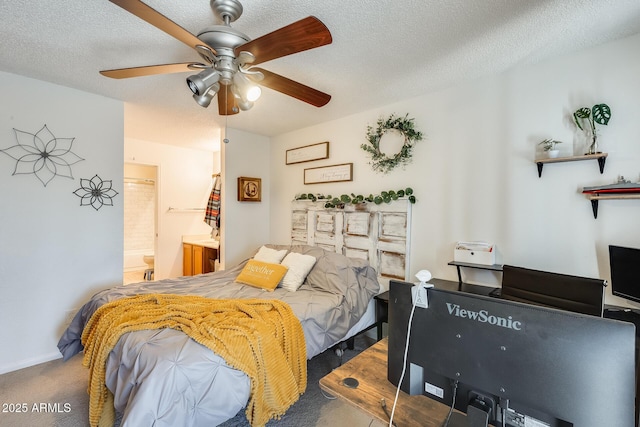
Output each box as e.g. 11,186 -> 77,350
319,338 -> 451,426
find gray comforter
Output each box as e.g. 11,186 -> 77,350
58,245 -> 379,426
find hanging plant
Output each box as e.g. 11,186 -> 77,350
295,187 -> 415,208
361,114 -> 423,174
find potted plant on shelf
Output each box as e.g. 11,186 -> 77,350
538,138 -> 562,158
573,103 -> 611,155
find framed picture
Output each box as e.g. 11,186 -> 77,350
286,141 -> 329,165
304,163 -> 353,185
237,176 -> 261,202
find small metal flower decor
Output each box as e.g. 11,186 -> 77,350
0,124 -> 84,186
73,174 -> 119,211
361,113 -> 423,173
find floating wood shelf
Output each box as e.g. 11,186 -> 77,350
584,192 -> 640,218
535,153 -> 608,177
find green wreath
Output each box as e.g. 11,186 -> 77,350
361,113 -> 423,173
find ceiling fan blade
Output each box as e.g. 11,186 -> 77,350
252,67 -> 330,107
109,0 -> 215,54
218,85 -> 239,116
236,16 -> 332,66
100,63 -> 205,79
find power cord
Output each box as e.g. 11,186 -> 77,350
380,398 -> 397,427
388,282 -> 426,426
388,270 -> 432,427
320,388 -> 337,400
441,380 -> 459,427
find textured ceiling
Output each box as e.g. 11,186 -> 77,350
2,0 -> 640,151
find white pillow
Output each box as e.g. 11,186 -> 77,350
280,252 -> 317,291
253,246 -> 288,264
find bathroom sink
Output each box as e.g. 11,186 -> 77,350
194,239 -> 219,249
182,235 -> 219,249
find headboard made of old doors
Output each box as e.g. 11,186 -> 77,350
291,199 -> 412,292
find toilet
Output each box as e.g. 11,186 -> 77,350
143,254 -> 154,281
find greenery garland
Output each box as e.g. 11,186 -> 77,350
361,114 -> 423,173
295,187 -> 415,208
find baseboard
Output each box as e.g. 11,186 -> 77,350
0,352 -> 62,375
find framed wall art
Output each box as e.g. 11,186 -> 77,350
237,176 -> 261,202
304,163 -> 353,185
286,141 -> 329,165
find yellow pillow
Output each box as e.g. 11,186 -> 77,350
236,260 -> 288,291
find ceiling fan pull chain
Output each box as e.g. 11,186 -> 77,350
223,86 -> 230,144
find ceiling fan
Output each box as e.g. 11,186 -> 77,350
100,0 -> 332,115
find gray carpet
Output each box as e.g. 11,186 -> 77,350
0,335 -> 377,427
0,352 -> 89,427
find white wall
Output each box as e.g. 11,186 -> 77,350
0,72 -> 123,373
221,128 -> 271,267
2,31 -> 638,374
125,138 -> 215,279
270,33 -> 640,308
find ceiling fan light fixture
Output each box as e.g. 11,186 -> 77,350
186,68 -> 220,96
246,85 -> 261,102
193,83 -> 220,108
233,71 -> 261,103
237,99 -> 253,111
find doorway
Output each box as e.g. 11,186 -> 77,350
123,163 -> 158,284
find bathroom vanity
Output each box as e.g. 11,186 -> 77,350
182,235 -> 219,276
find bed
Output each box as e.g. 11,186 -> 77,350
58,244 -> 380,427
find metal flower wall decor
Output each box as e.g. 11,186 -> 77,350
73,174 -> 119,211
0,124 -> 84,186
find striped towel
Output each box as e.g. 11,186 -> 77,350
204,175 -> 221,233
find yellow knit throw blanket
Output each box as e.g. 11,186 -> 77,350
81,294 -> 307,427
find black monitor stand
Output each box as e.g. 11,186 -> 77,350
448,407 -> 491,427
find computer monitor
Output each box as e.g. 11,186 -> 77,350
609,245 -> 640,304
388,280 -> 636,427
